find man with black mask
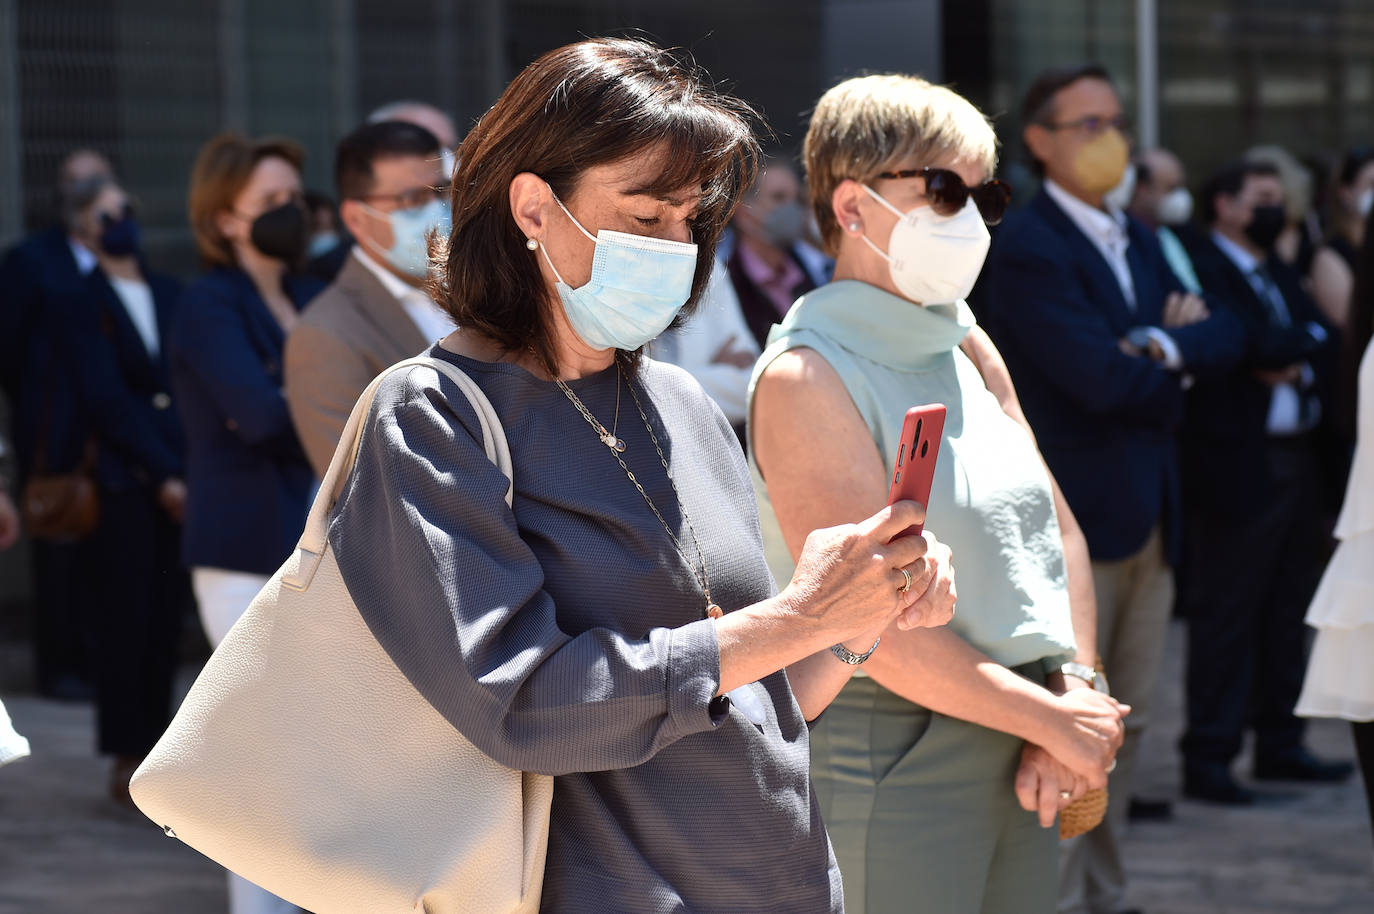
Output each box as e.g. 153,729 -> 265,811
1181,160 -> 1353,804
724,157 -> 831,349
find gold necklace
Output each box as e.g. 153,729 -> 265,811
555,359 -> 722,620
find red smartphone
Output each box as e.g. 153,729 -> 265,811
886,404 -> 946,538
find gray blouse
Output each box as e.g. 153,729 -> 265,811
329,345 -> 842,913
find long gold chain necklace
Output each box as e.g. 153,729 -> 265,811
558,361 -> 625,451
554,359 -> 723,620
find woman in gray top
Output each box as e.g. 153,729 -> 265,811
327,39 -> 956,913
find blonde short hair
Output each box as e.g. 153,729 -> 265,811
803,74 -> 997,255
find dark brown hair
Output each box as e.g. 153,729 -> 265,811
1020,63 -> 1114,177
433,38 -> 760,373
188,133 -> 304,268
1198,159 -> 1280,225
334,120 -> 440,200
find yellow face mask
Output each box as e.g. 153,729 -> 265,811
1072,128 -> 1130,195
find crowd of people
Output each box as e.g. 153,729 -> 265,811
0,38 -> 1371,914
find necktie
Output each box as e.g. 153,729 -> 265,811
1250,266 -> 1292,328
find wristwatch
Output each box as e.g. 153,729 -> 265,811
830,637 -> 882,665
1060,661 -> 1110,694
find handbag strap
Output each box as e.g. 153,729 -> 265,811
296,355 -> 513,558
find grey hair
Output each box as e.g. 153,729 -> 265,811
59,175 -> 114,234
367,100 -> 438,123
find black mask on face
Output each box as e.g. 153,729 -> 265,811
1244,204 -> 1287,251
248,201 -> 307,263
99,213 -> 141,258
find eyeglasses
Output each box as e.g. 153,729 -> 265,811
874,167 -> 1013,225
1039,114 -> 1130,137
355,184 -> 450,211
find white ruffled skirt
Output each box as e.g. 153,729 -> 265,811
1297,529 -> 1374,722
0,698 -> 29,766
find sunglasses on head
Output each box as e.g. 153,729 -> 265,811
875,167 -> 1013,225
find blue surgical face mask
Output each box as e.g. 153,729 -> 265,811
537,184 -> 698,352
359,198 -> 451,280
306,230 -> 340,259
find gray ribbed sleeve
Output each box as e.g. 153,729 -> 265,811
328,350 -> 842,913
330,364 -> 724,774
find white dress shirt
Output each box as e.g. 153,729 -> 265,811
351,245 -> 455,344
68,238 -> 98,275
1045,179 -> 1136,307
1045,180 -> 1183,369
1210,230 -> 1324,435
108,275 -> 160,357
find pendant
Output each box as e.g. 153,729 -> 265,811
601,432 -> 626,452
706,604 -> 723,619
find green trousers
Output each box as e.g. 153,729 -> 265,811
811,672 -> 1059,914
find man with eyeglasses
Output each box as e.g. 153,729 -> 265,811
980,64 -> 1244,914
284,120 -> 454,477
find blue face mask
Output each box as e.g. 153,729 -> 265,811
359,198 -> 451,280
537,185 -> 698,352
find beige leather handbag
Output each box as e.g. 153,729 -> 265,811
130,356 -> 553,914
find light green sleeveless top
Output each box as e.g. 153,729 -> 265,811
747,280 -> 1076,669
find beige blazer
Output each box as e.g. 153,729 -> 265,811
285,253 -> 431,477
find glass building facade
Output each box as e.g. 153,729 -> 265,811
948,0 -> 1374,198
1,0 -> 1372,265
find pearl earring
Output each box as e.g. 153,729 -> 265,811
526,238 -> 539,251
848,222 -> 860,231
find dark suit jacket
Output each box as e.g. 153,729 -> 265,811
285,253 -> 430,477
52,269 -> 185,493
981,189 -> 1244,562
169,267 -> 323,574
1182,234 -> 1334,514
1,227 -> 95,479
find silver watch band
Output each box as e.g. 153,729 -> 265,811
1060,661 -> 1109,693
830,637 -> 882,665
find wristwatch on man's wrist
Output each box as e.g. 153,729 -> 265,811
1059,661 -> 1110,694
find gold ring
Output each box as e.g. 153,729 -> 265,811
898,568 -> 913,594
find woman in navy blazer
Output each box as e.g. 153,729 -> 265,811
171,134 -> 322,640
170,133 -> 319,914
51,177 -> 192,807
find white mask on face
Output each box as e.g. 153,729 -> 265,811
1359,188 -> 1374,218
1156,188 -> 1194,227
1103,162 -> 1138,212
440,147 -> 458,182
859,186 -> 991,304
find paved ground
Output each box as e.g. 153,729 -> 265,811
0,620 -> 1370,913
